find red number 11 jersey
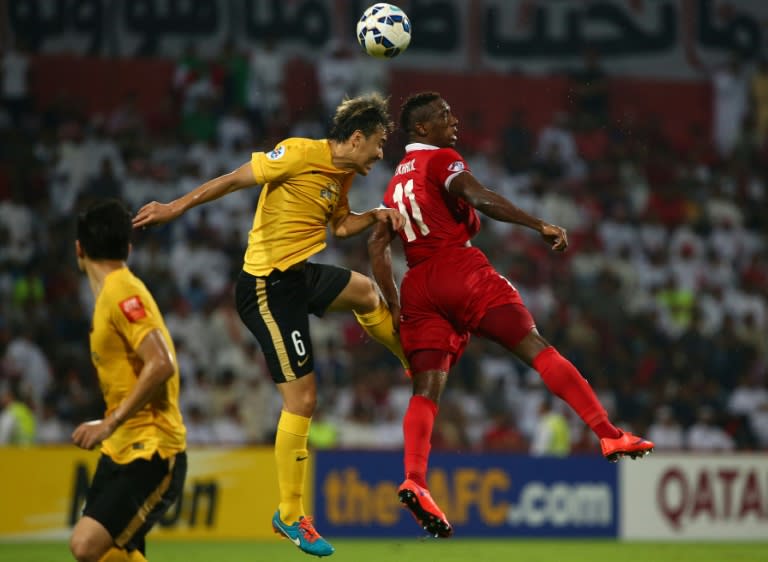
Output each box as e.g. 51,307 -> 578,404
382,143 -> 481,267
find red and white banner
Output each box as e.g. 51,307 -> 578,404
621,454 -> 768,540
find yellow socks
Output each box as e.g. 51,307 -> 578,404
275,410 -> 312,524
354,298 -> 409,369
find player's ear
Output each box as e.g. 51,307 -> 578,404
351,129 -> 364,147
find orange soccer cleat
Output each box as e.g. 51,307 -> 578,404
398,479 -> 453,538
600,431 -> 655,462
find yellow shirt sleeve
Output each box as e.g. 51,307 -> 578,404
110,292 -> 163,352
251,141 -> 307,185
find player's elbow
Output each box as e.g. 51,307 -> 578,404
332,225 -> 352,239
151,355 -> 176,384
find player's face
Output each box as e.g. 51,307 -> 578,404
352,126 -> 387,175
426,99 -> 459,147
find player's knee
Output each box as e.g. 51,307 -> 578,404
300,392 -> 317,415
69,534 -> 99,562
357,277 -> 380,312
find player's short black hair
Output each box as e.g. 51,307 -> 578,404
77,198 -> 132,260
328,92 -> 393,141
400,91 -> 442,134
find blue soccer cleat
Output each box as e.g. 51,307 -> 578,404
272,510 -> 335,557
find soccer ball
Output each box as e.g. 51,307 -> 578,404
356,3 -> 412,58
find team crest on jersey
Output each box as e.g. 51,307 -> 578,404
267,145 -> 286,160
119,295 -> 147,322
448,161 -> 465,172
320,181 -> 340,201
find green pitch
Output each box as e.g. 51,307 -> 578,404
1,539 -> 766,562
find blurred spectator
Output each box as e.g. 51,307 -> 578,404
316,41 -> 361,125
482,412 -> 527,452
534,112 -> 586,180
211,401 -> 248,445
0,184 -> 37,267
35,400 -> 69,444
174,43 -> 214,114
529,397 -> 570,457
81,157 -> 123,202
2,326 -> 52,414
710,55 -> 749,158
0,380 -> 36,445
647,406 -> 684,451
106,91 -> 145,141
686,406 -> 735,452
185,404 -> 217,445
246,32 -> 285,135
570,47 -> 609,126
1,38 -> 32,127
308,409 -> 339,450
213,38 -> 249,113
500,109 -> 534,174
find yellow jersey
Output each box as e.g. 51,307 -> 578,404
245,138 -> 355,276
90,267 -> 186,463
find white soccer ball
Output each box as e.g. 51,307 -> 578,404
356,3 -> 412,59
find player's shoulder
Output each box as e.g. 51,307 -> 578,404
257,137 -> 320,162
410,145 -> 463,163
101,269 -> 150,304
420,146 -> 468,175
274,137 -> 324,153
100,270 -> 156,323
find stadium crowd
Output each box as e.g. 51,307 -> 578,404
1,39 -> 767,455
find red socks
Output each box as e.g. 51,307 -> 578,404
532,347 -> 622,439
403,395 -> 438,488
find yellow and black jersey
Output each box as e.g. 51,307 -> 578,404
245,138 -> 355,276
90,267 -> 186,463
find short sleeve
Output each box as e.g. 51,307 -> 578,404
250,141 -> 306,185
110,294 -> 162,351
427,148 -> 470,190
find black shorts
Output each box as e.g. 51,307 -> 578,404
235,263 -> 351,383
83,451 -> 187,551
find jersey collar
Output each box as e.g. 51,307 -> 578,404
405,142 -> 440,152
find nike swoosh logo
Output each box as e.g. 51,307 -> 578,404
296,456 -> 308,461
291,537 -> 301,546
297,355 -> 310,367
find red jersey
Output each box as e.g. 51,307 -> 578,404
382,143 -> 481,267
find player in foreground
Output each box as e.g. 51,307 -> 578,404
133,93 -> 406,557
368,92 -> 654,538
70,199 -> 187,562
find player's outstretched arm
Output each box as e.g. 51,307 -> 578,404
331,207 -> 405,238
368,220 -> 401,331
132,162 -> 256,229
449,172 -> 568,252
71,329 -> 176,450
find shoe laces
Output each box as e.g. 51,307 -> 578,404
298,516 -> 321,543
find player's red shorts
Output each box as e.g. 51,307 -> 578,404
399,245 -> 535,366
